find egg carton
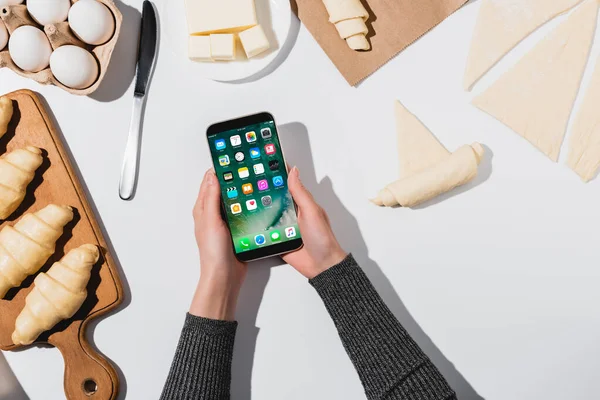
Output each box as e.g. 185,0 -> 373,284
0,0 -> 122,96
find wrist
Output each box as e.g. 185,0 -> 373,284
189,278 -> 240,321
312,249 -> 348,279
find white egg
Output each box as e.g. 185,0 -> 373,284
68,0 -> 115,45
27,0 -> 71,26
0,0 -> 25,6
50,45 -> 99,89
8,26 -> 52,72
0,21 -> 7,51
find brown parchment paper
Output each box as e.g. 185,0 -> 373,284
294,0 -> 469,86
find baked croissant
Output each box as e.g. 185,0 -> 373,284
0,204 -> 74,298
0,146 -> 44,219
12,244 -> 99,345
322,0 -> 370,50
0,96 -> 13,137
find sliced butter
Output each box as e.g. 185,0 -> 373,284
239,25 -> 270,58
188,35 -> 212,62
185,0 -> 257,35
210,34 -> 236,61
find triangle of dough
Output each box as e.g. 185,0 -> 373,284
568,56 -> 600,182
395,101 -> 450,178
472,0 -> 598,162
464,0 -> 583,90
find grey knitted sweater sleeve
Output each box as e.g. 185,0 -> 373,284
309,254 -> 457,400
160,254 -> 456,400
160,314 -> 237,400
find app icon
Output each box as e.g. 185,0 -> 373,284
255,234 -> 266,245
240,238 -> 251,248
242,183 -> 253,195
230,135 -> 242,146
261,128 -> 272,139
230,203 -> 242,215
249,147 -> 261,159
246,199 -> 257,211
253,163 -> 265,175
257,179 -> 269,191
273,176 -> 284,187
285,227 -> 296,238
226,187 -> 238,199
246,131 -> 257,143
234,151 -> 245,162
261,195 -> 272,206
270,230 -> 281,241
218,155 -> 230,166
215,139 -> 226,150
223,171 -> 233,181
265,144 -> 276,155
238,167 -> 249,178
268,160 -> 280,171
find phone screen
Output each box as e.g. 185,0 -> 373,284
207,114 -> 302,260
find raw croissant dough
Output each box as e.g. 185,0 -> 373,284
0,204 -> 74,298
371,102 -> 485,208
0,96 -> 13,137
322,0 -> 370,50
473,0 -> 598,162
12,244 -> 99,345
464,0 -> 583,90
568,56 -> 600,182
0,146 -> 44,219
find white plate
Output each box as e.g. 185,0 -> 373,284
160,0 -> 292,82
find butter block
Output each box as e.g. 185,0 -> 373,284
210,34 -> 236,61
188,35 -> 212,62
239,25 -> 270,58
185,0 -> 257,35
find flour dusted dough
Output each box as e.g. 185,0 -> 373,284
0,96 -> 13,137
568,56 -> 600,182
464,0 -> 583,90
473,0 -> 598,162
371,102 -> 485,208
321,0 -> 370,50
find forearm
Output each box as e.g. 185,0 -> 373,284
310,255 -> 456,400
160,314 -> 237,400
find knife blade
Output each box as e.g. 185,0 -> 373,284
119,0 -> 159,200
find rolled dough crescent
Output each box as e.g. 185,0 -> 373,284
346,34 -> 369,51
335,17 -> 368,39
321,0 -> 368,24
372,144 -> 484,208
568,56 -> 600,182
0,96 -> 12,137
472,0 -> 598,162
464,0 -> 583,90
372,102 -> 486,208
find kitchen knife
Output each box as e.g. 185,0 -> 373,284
119,0 -> 158,200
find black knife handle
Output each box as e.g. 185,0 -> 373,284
134,1 -> 158,97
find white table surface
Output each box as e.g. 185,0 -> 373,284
2,1 -> 600,399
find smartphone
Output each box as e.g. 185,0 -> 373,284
206,112 -> 303,262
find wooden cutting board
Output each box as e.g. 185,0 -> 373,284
0,90 -> 124,400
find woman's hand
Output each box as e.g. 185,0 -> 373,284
190,169 -> 247,321
282,167 -> 347,279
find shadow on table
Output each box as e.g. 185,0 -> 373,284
231,122 -> 484,399
0,351 -> 29,400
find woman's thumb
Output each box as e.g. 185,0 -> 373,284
287,167 -> 316,210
